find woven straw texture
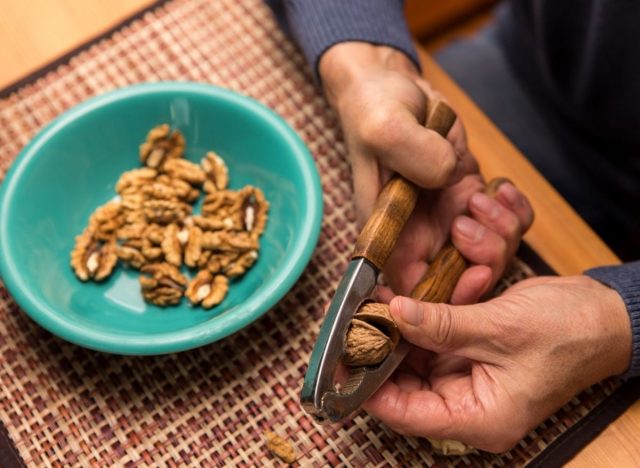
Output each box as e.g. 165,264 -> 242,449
0,0 -> 621,466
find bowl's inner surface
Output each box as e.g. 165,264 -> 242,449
3,87 -> 314,342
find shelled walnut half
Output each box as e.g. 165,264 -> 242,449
70,230 -> 118,281
139,263 -> 187,306
71,123 -> 269,309
185,270 -> 229,309
139,124 -> 185,168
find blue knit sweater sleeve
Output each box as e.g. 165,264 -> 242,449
265,0 -> 420,81
586,261 -> 640,378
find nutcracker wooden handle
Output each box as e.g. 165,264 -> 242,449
410,177 -> 512,302
352,101 -> 457,269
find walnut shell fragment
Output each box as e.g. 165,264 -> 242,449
139,263 -> 187,306
185,270 -> 229,309
70,231 -> 118,281
139,124 -> 185,168
264,431 -> 297,464
343,303 -> 400,367
201,151 -> 229,193
427,437 -> 475,456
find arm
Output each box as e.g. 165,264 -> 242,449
267,0 -> 420,82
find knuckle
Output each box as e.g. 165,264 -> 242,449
358,110 -> 400,149
501,211 -> 521,238
438,152 -> 457,184
429,304 -> 456,349
423,143 -> 456,187
491,236 -> 508,263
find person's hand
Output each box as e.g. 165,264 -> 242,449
363,275 -> 632,452
319,42 -> 475,223
319,43 -> 533,300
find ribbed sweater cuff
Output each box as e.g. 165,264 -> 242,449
282,0 -> 420,82
586,261 -> 640,379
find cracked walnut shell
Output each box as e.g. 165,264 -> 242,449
343,303 -> 400,367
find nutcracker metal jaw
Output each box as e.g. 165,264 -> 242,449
300,101 -> 459,424
300,258 -> 410,423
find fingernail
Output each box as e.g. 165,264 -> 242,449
454,216 -> 486,242
499,183 -> 523,207
471,192 -> 500,219
399,297 -> 423,325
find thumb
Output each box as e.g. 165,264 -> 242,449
389,296 -> 499,361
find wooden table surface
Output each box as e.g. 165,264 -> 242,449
1,1 -> 638,465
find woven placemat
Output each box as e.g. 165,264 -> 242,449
0,0 -> 627,465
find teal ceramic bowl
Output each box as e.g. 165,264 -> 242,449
0,82 -> 322,354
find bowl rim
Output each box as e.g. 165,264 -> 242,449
0,82 -> 323,355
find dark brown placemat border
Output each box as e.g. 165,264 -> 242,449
0,1 -> 637,463
0,0 -> 166,99
0,418 -> 24,468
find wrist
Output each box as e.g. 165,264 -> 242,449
582,275 -> 632,377
319,42 -> 420,109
